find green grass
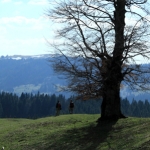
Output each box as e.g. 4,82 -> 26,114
1,114 -> 150,150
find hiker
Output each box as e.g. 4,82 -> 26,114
55,101 -> 61,116
69,100 -> 74,114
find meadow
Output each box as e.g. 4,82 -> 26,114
0,114 -> 150,149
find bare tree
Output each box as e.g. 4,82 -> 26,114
48,0 -> 150,120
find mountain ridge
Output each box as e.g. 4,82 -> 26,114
0,54 -> 70,96
0,54 -> 150,101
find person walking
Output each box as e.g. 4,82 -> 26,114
69,100 -> 74,114
55,101 -> 61,116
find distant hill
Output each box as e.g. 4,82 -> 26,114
0,54 -> 70,97
0,54 -> 150,101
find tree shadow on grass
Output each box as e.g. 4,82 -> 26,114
45,120 -> 118,150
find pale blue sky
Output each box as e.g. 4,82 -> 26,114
0,0 -> 53,56
0,0 -> 150,64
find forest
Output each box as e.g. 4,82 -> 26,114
0,91 -> 149,119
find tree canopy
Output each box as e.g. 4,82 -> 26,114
48,0 -> 150,120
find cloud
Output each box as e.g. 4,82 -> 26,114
4,38 -> 46,45
0,16 -> 29,24
0,15 -> 53,56
0,38 -> 49,55
0,16 -> 50,28
28,0 -> 49,5
1,0 -> 11,3
0,15 -> 52,41
14,1 -> 23,5
0,0 -> 53,56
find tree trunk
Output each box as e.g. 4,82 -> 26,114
100,78 -> 125,120
99,0 -> 126,120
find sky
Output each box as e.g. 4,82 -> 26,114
0,0 -> 53,56
0,0 -> 150,64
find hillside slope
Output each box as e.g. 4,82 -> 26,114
1,114 -> 150,150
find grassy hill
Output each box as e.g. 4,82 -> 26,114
1,114 -> 150,150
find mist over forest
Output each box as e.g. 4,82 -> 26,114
0,55 -> 150,102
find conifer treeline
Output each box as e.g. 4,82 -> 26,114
0,92 -> 150,118
0,92 -> 101,118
